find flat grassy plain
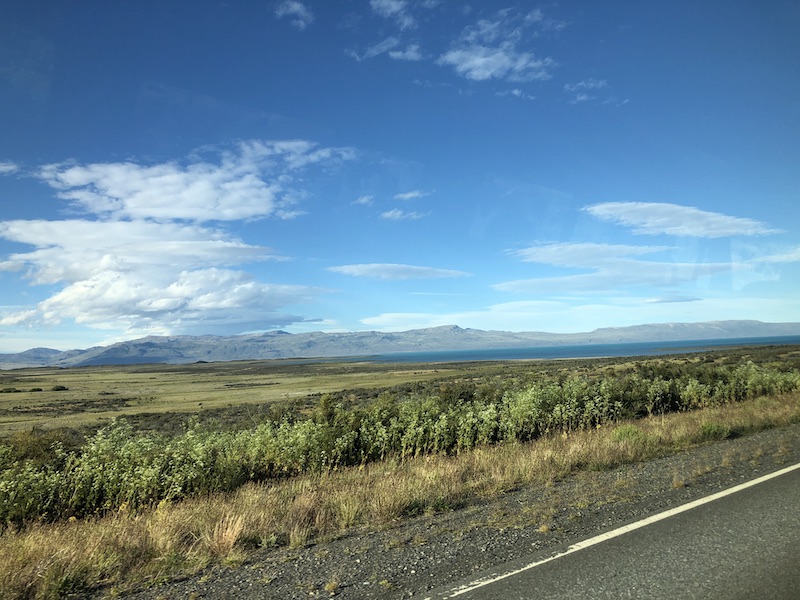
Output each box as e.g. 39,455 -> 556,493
1,345 -> 799,599
0,359 -> 510,434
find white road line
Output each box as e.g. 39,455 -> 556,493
427,461 -> 800,599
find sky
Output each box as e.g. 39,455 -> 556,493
1,1 -> 799,352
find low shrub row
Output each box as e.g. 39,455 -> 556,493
1,359 -> 798,526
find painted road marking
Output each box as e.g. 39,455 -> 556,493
426,461 -> 800,599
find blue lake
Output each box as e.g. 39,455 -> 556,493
362,336 -> 800,363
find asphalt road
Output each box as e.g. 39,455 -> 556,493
424,463 -> 800,600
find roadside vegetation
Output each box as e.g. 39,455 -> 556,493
1,346 -> 799,598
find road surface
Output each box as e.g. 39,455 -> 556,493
424,463 -> 800,600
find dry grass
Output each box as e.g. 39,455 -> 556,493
1,392 -> 798,599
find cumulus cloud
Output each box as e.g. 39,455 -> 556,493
274,1 -> 314,30
584,202 -> 781,237
380,209 -> 426,220
328,263 -> 469,280
0,140 -> 354,336
37,140 -> 354,222
437,8 -> 557,82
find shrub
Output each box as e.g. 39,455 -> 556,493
700,422 -> 732,440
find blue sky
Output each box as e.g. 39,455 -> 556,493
1,1 -> 799,352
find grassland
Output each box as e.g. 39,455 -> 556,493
1,344 -> 799,598
0,359 -> 523,434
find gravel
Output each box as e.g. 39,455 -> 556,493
112,423 -> 800,600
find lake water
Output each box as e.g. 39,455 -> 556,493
363,336 -> 800,363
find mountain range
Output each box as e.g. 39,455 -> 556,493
2,320 -> 800,369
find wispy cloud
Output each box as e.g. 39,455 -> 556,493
0,162 -> 19,175
437,8 -> 558,82
564,79 -> 607,93
511,242 -> 671,267
0,140 -> 354,336
753,246 -> 800,263
644,296 -> 702,304
347,37 -> 400,61
563,79 -> 626,105
328,263 -> 469,280
353,194 -> 374,206
370,0 -> 415,30
584,202 -> 781,237
389,44 -> 423,61
380,209 -> 426,220
496,88 -> 536,101
496,241 -> 730,293
274,1 -> 314,30
394,189 -> 433,200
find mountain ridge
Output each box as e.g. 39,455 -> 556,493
2,320 -> 800,369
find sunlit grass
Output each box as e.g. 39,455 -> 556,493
1,392 -> 797,599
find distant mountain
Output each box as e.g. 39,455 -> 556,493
2,320 -> 800,369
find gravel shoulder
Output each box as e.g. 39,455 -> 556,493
117,423 -> 800,600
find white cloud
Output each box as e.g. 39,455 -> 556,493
511,242 -> 671,268
437,9 -> 557,82
584,202 -> 781,237
394,189 -> 432,200
564,79 -> 607,92
347,37 -> 400,61
380,209 -> 426,220
569,92 -> 591,104
497,241 -> 730,293
328,263 -> 469,280
0,140 -> 354,337
496,88 -> 536,101
438,45 -> 554,82
755,246 -> 800,263
0,162 -> 19,175
274,1 -> 314,30
564,79 -> 611,104
0,217 -> 310,333
353,195 -> 374,206
370,0 -> 415,30
388,44 -> 423,61
0,219 -> 277,285
37,140 -> 354,222
644,296 -> 702,304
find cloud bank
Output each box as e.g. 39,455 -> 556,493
0,140 -> 354,336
